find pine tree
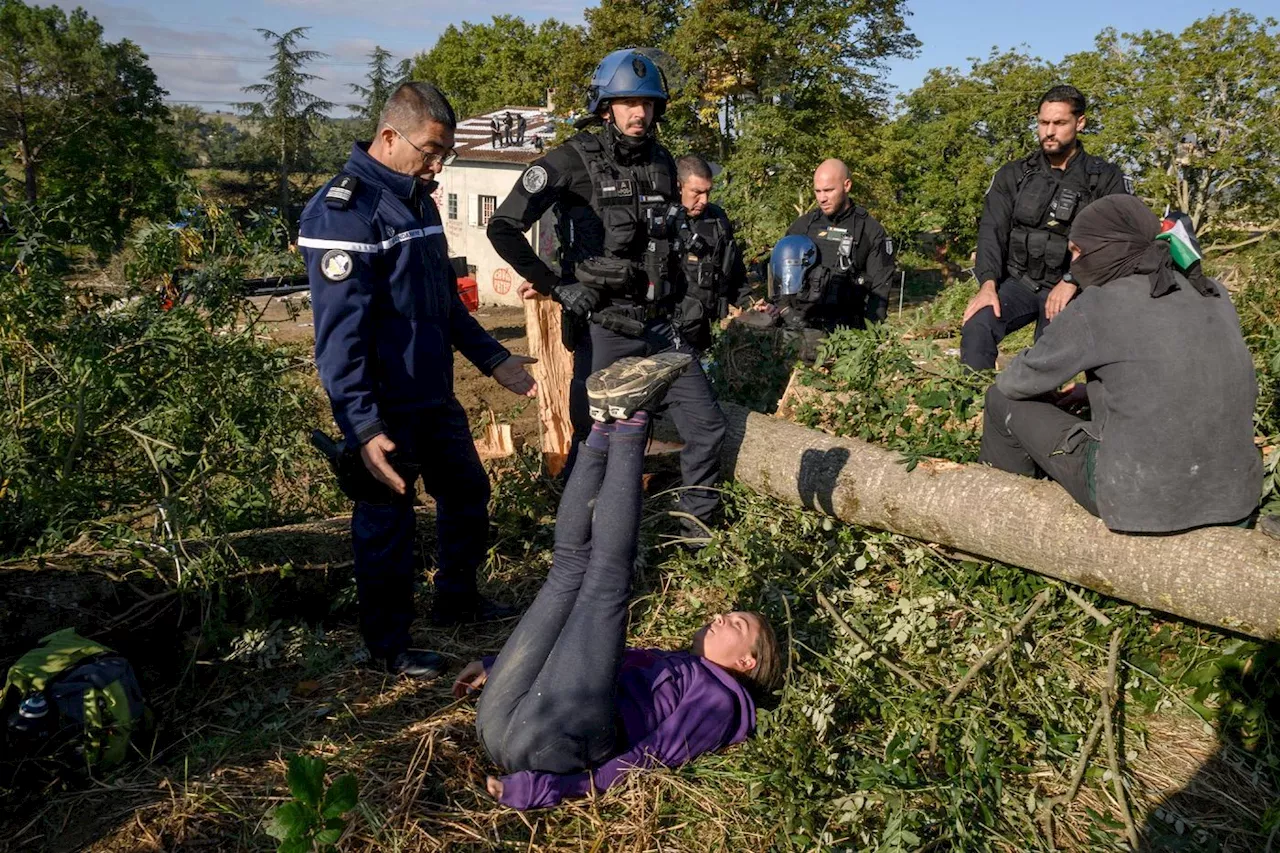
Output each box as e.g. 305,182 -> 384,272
350,45 -> 395,138
237,27 -> 333,218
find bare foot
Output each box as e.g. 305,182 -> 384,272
486,775 -> 504,800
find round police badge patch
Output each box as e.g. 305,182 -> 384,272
522,165 -> 549,194
321,249 -> 353,282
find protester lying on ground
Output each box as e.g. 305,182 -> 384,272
979,194 -> 1262,533
452,352 -> 785,810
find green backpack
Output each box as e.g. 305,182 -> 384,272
2,628 -> 148,769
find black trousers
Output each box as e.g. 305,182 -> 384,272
476,428 -> 645,773
568,319 -> 726,525
979,385 -> 1099,517
960,278 -> 1050,370
350,401 -> 490,660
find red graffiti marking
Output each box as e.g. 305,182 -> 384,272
492,268 -> 513,295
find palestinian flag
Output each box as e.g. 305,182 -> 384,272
1157,215 -> 1203,270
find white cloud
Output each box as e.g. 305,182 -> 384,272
50,0 -> 589,114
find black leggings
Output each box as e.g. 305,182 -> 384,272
475,427 -> 645,773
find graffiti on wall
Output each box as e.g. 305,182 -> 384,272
492,268 -> 513,295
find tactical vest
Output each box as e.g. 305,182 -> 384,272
1008,151 -> 1106,285
680,209 -> 731,313
801,205 -> 868,305
556,131 -> 676,281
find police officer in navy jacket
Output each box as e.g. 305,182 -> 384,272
300,82 -> 537,679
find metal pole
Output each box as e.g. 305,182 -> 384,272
898,269 -> 906,316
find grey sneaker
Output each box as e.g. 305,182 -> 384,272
586,352 -> 693,422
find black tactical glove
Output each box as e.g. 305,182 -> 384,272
552,282 -> 599,318
574,256 -> 640,289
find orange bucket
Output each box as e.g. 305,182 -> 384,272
457,276 -> 479,312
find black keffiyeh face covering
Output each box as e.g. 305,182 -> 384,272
1068,195 -> 1215,298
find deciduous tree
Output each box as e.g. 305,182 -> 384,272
1069,12 -> 1280,250
0,0 -> 180,242
413,16 -> 577,118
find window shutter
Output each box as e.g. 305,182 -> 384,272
468,194 -> 479,227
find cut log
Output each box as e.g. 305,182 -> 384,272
718,401 -> 1280,641
523,296 -> 575,475
474,409 -> 516,459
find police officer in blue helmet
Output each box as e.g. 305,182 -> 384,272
489,49 -> 729,545
780,159 -> 897,332
772,235 -> 818,296
744,235 -> 820,331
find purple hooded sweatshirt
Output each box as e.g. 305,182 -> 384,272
483,647 -> 756,810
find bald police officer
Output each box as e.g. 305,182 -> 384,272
487,49 -> 727,541
781,159 -> 896,331
301,83 -> 537,679
961,85 -> 1130,370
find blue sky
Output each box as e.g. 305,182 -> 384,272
77,0 -> 1277,117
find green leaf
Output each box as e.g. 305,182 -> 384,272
264,801 -> 316,841
286,754 -> 327,808
313,827 -> 343,847
321,774 -> 358,817
278,837 -> 313,853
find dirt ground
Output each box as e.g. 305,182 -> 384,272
252,295 -> 542,447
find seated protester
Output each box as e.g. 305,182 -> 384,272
980,194 -> 1261,532
453,352 -> 785,810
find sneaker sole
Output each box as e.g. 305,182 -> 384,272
586,353 -> 693,420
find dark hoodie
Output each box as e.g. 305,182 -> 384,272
995,195 -> 1261,532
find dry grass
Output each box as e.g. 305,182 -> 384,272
3,460 -> 1276,852
1067,712 -> 1277,852
6,588 -> 1271,853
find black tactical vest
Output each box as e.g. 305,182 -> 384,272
679,208 -> 731,313
556,131 -> 676,276
800,205 -> 868,305
1008,151 -> 1106,285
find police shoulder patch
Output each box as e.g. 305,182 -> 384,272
1123,174 -> 1135,194
324,175 -> 360,210
320,249 -> 353,282
522,165 -> 549,194
884,237 -> 894,256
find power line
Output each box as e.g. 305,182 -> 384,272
147,51 -> 373,66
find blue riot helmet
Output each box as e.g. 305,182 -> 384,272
770,235 -> 818,297
585,49 -> 669,119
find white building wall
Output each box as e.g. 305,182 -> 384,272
431,160 -> 542,308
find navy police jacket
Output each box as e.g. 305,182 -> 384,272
300,143 -> 510,445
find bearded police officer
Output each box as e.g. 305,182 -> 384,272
488,49 -> 727,541
960,85 -> 1130,370
673,154 -> 748,352
780,159 -> 896,332
301,83 -> 537,679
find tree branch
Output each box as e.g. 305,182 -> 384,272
944,588 -> 1051,707
816,590 -> 929,692
1101,628 -> 1140,849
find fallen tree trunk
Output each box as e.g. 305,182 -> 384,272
719,402 -> 1280,640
